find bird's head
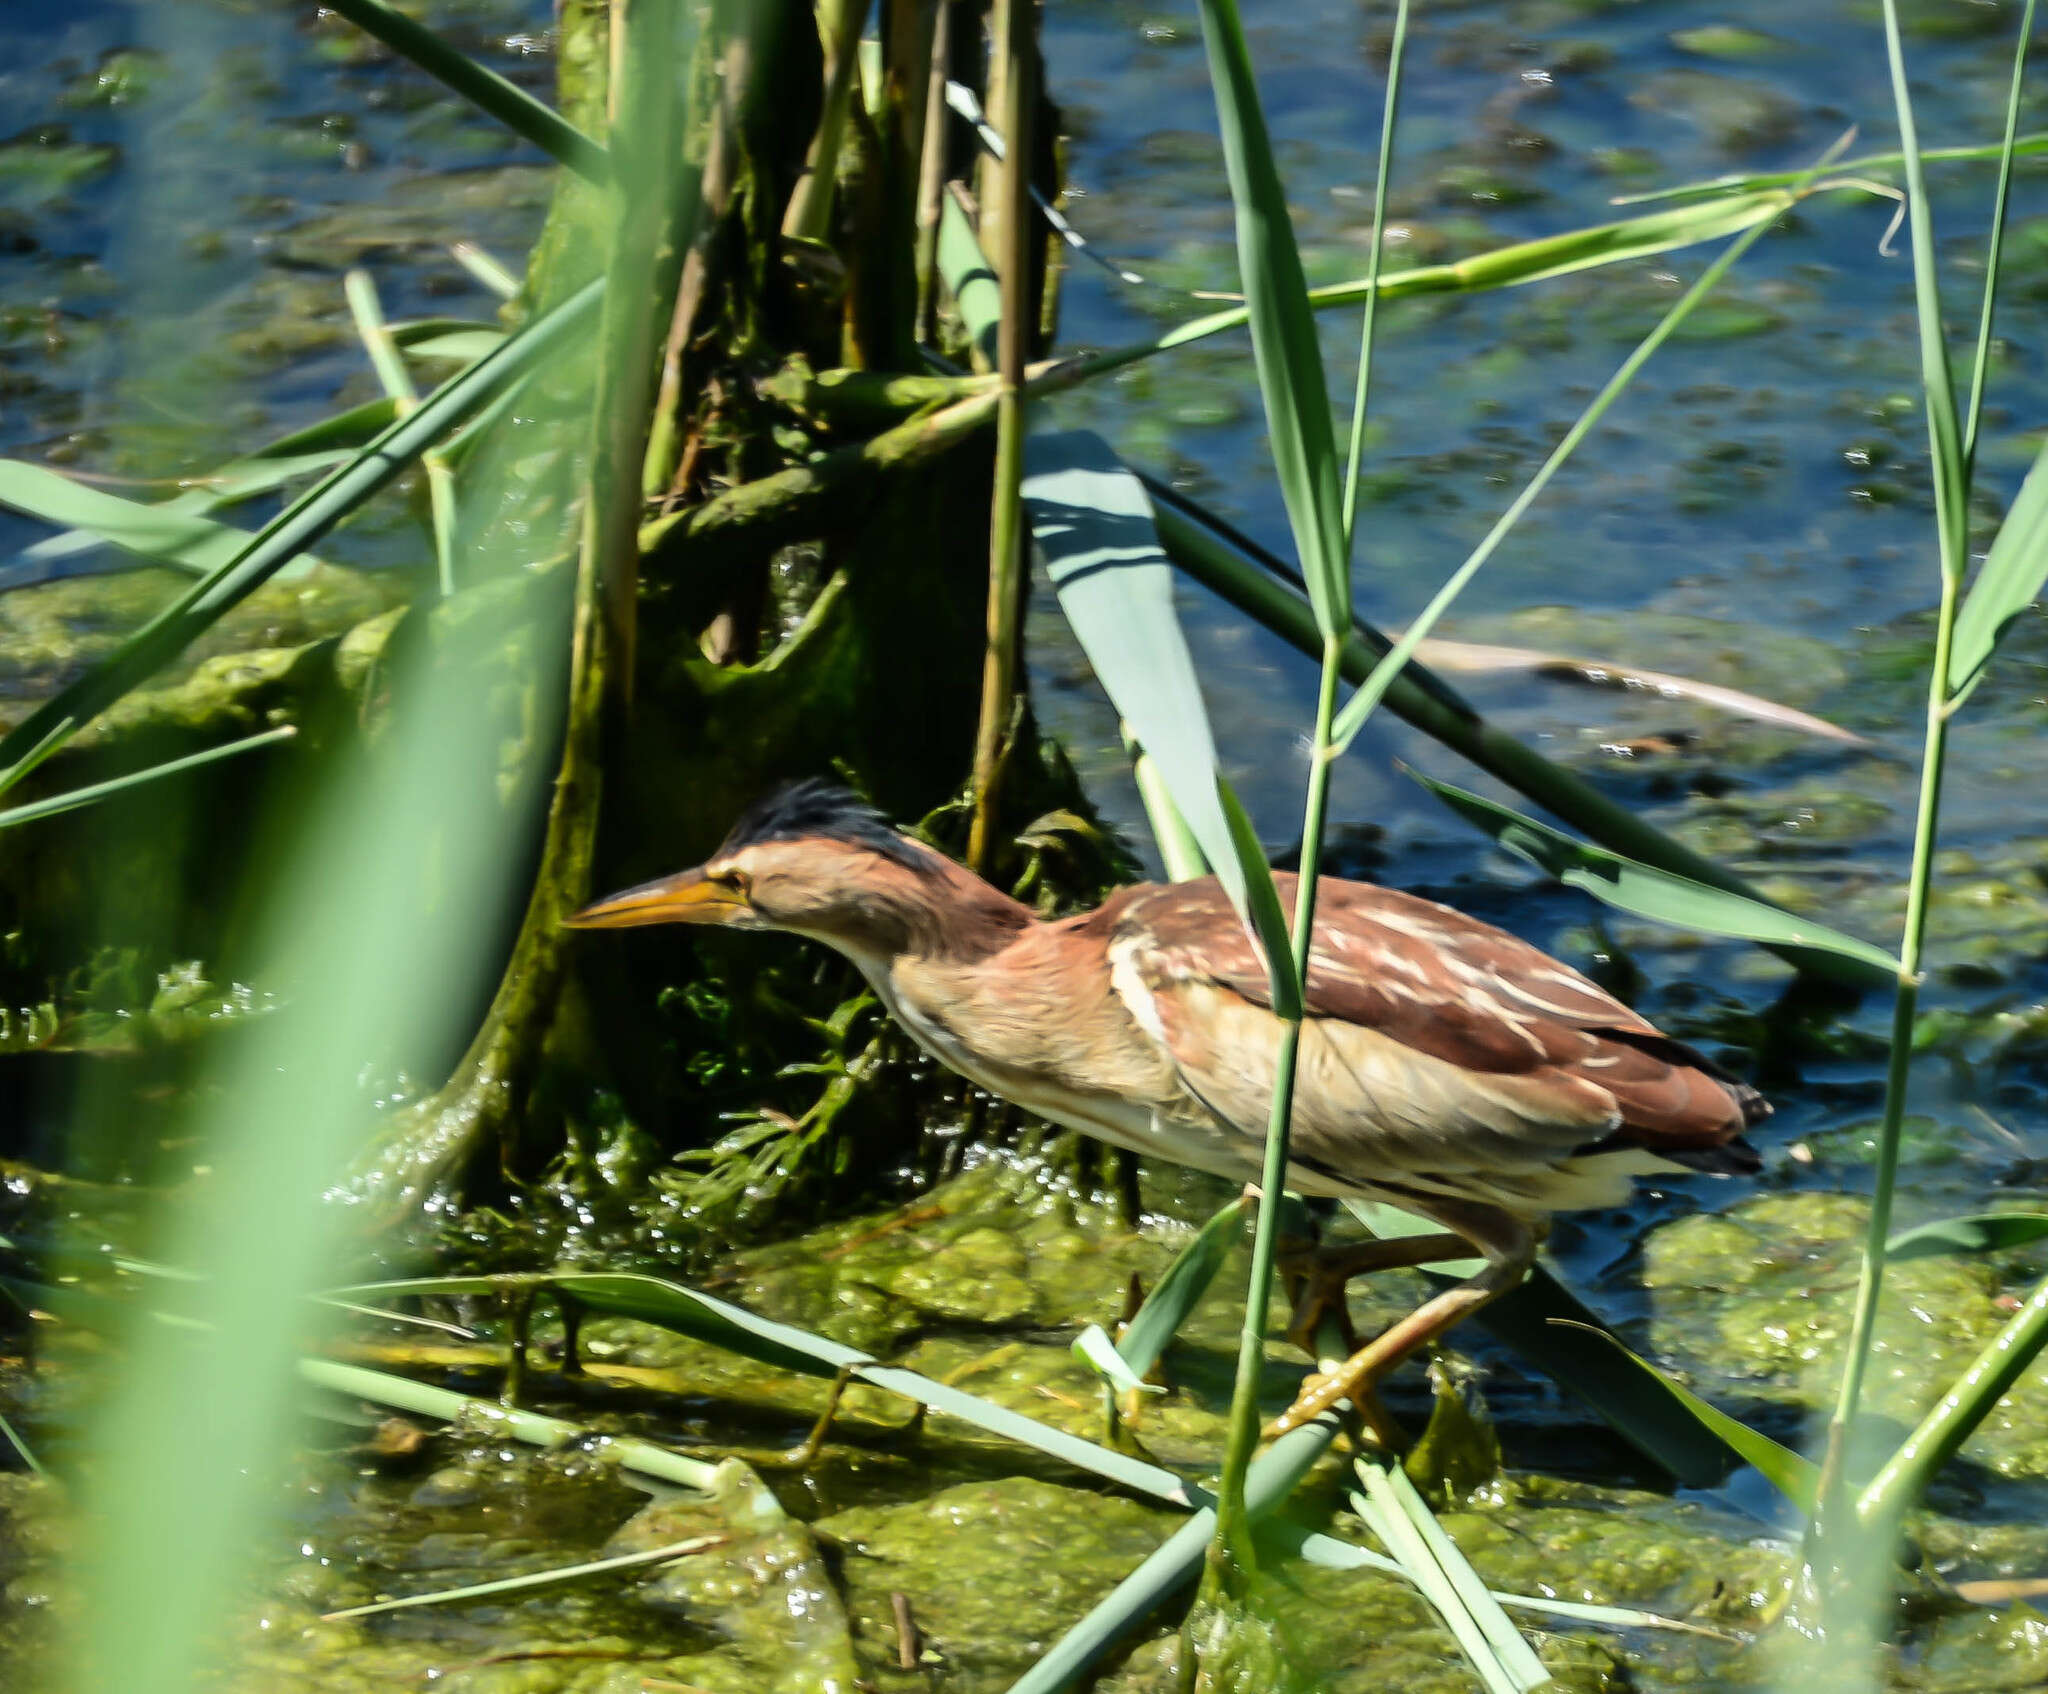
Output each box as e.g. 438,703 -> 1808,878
565,779 -> 1017,963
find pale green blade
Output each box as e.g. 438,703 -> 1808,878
0,462 -> 329,579
298,1358 -> 721,1492
339,1271 -> 1202,1508
1409,767 -> 1901,980
939,192 -> 1001,365
1352,1458 -> 1540,1694
405,329 -> 509,363
321,1536 -> 724,1622
1023,428 -> 1246,920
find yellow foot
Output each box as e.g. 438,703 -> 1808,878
1268,1348 -> 1399,1440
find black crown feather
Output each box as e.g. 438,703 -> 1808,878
718,779 -> 934,871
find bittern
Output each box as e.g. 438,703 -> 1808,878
568,779 -> 1765,1431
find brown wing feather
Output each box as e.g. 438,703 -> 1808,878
1088,875 -> 1765,1163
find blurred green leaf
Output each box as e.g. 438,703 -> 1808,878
1887,1212 -> 2048,1262
0,276 -> 603,797
405,330 -> 510,363
1409,768 -> 1900,982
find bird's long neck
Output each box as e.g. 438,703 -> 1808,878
807,852 -> 1037,979
893,855 -> 1039,965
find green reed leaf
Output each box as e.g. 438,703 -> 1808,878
1327,139 -> 1844,762
1352,1458 -> 1541,1694
1961,0 -> 2037,475
1126,729 -> 1210,881
404,329 -> 509,363
1409,768 -> 1901,981
319,0 -> 609,183
1293,1530 -> 1734,1637
1116,1197 -> 1249,1380
320,1535 -> 726,1622
1857,1270 -> 2048,1526
1612,132 -> 2048,206
298,1358 -> 721,1492
1052,190 -> 1796,390
1191,0 -> 1349,636
1552,1322 -> 1818,1513
1219,774 -> 1303,1020
939,192 -> 1002,368
0,728 -> 296,834
1951,428 -> 2048,703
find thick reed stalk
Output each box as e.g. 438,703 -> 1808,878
967,0 -> 1035,871
1209,637 -> 1345,1569
1816,0 -> 1970,1517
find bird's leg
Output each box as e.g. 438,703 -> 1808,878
1268,1209 -> 1536,1438
1275,1231 -> 1476,1357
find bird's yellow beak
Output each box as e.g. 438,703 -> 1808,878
564,867 -> 746,929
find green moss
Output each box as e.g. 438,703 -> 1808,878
1669,25 -> 1793,59
1644,1193 -> 2048,1479
819,1476 -> 1174,1689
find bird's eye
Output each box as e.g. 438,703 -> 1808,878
707,867 -> 750,898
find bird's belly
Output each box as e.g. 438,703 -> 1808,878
868,970 -> 1364,1192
